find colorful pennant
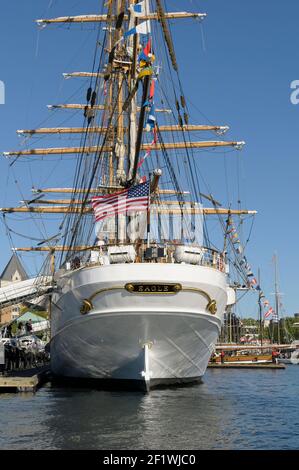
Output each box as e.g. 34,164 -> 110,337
227,217 -> 275,319
124,20 -> 151,38
129,2 -> 145,18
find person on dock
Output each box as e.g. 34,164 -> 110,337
272,349 -> 279,364
220,350 -> 225,364
25,320 -> 33,335
17,322 -> 26,337
210,352 -> 217,363
3,324 -> 12,338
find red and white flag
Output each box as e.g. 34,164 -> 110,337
91,181 -> 150,222
264,307 -> 274,318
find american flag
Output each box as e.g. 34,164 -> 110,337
91,181 -> 150,222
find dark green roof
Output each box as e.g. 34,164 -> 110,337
16,312 -> 46,323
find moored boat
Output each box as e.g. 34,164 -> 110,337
278,344 -> 299,365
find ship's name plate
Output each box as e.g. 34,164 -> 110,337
125,283 -> 182,294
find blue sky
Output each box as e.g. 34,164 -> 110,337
0,0 -> 298,318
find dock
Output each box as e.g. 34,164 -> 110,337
208,363 -> 285,369
0,363 -> 286,392
0,366 -> 50,392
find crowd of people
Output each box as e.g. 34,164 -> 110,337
1,319 -> 33,339
0,319 -> 49,375
0,337 -> 49,375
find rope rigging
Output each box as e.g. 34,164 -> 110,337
2,0 -> 256,287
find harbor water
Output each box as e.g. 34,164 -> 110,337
0,366 -> 298,450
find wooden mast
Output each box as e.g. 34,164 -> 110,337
36,12 -> 207,26
17,125 -> 229,135
126,0 -> 139,183
63,72 -> 105,79
47,104 -> 105,110
0,206 -> 257,215
115,0 -> 127,242
4,141 -> 245,157
31,187 -> 191,195
47,104 -> 171,112
107,0 -> 114,187
115,0 -> 126,186
21,199 -> 201,205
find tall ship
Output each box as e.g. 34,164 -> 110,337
1,1 -> 257,390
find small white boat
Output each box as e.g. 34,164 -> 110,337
278,347 -> 299,365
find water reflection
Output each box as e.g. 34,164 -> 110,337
37,379 -> 235,450
1,368 -> 299,449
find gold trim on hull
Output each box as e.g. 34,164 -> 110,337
80,284 -> 217,315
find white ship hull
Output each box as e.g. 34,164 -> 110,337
51,263 -> 227,389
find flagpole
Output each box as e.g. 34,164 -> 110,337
258,268 -> 263,348
147,173 -> 151,248
274,252 -> 281,344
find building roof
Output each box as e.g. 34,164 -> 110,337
0,254 -> 28,282
15,311 -> 46,323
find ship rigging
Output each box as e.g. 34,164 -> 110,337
1,1 -> 257,390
